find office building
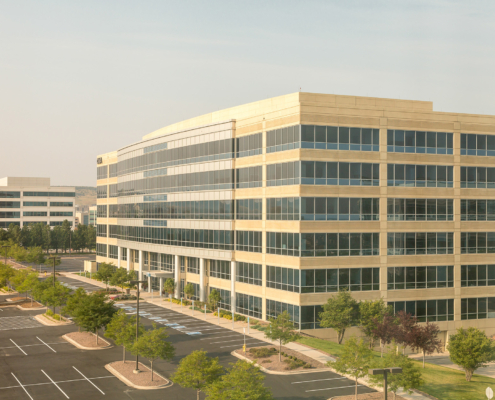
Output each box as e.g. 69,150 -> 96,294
96,92 -> 495,341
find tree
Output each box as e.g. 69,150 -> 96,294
448,327 -> 495,381
86,225 -> 96,251
329,337 -> 373,400
205,360 -> 274,400
8,224 -> 21,245
105,309 -> 145,362
27,246 -> 45,272
319,289 -> 359,344
10,269 -> 30,296
208,288 -> 222,311
31,279 -> 51,303
411,321 -> 443,368
171,350 -> 224,400
41,281 -> 71,314
371,314 -> 399,357
184,283 -> 195,300
63,287 -> 87,322
61,220 -> 72,253
395,310 -> 418,354
73,292 -> 116,344
42,224 -> 52,254
369,343 -> 423,400
0,262 -> 15,287
264,310 -> 300,361
109,267 -> 134,293
163,278 -> 175,298
51,226 -> 64,253
131,323 -> 175,380
44,256 -> 61,276
95,262 -> 115,291
14,270 -> 39,301
360,299 -> 392,348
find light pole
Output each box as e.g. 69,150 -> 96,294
369,368 -> 403,400
49,256 -> 60,287
1,245 -> 11,266
130,279 -> 147,374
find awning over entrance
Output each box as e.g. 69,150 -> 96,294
145,271 -> 174,279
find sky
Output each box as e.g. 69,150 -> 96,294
1,0 -> 494,186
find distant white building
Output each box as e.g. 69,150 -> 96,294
0,177 -> 76,229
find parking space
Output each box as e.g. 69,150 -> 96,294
57,276 -> 102,292
0,316 -> 44,331
15,255 -> 95,274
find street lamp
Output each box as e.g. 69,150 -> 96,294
130,279 -> 147,374
369,368 -> 403,400
48,256 -> 60,287
1,245 -> 11,266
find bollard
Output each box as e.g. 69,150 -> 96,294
204,304 -> 207,319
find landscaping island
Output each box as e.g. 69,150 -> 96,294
105,361 -> 171,390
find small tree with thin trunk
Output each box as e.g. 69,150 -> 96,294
15,271 -> 39,304
95,262 -> 115,291
395,310 -> 418,354
411,321 -> 443,368
73,292 -> 116,344
63,288 -> 87,331
109,267 -> 133,293
369,342 -> 423,400
447,327 -> 495,381
329,337 -> 373,400
163,278 -> 175,298
205,360 -> 274,400
319,288 -> 359,344
41,281 -> 71,315
264,310 -> 300,361
171,350 -> 224,400
359,298 -> 392,349
208,289 -> 222,311
184,283 -> 195,301
371,314 -> 399,357
131,323 -> 175,381
105,309 -> 145,363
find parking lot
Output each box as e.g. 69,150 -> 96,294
0,297 -> 375,399
16,255 -> 95,274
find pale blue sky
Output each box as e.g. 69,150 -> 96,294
1,1 -> 494,186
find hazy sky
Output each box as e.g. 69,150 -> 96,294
1,1 -> 494,186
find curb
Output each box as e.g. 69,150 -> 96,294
16,305 -> 45,311
62,333 -> 113,350
230,350 -> 334,375
34,313 -> 73,326
105,362 -> 173,390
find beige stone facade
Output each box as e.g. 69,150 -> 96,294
96,92 -> 495,341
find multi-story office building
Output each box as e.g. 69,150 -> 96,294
89,205 -> 97,226
96,92 -> 495,341
0,177 -> 75,229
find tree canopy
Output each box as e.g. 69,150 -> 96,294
265,310 -> 300,361
319,288 -> 359,344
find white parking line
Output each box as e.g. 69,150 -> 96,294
210,338 -> 261,344
37,337 -> 56,353
292,377 -> 346,384
11,373 -> 34,400
72,366 -> 105,395
220,341 -> 264,348
200,334 -> 241,340
41,369 -> 70,398
10,339 -> 27,355
306,384 -> 362,393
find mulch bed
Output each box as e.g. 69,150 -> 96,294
107,361 -> 168,387
18,301 -> 43,308
235,345 -> 325,372
64,331 -> 110,348
332,393 -> 406,400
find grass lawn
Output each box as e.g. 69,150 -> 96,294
297,336 -> 495,400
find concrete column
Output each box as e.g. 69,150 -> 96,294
199,258 -> 205,302
147,275 -> 151,293
159,277 -> 163,297
174,255 -> 180,298
117,246 -> 121,269
139,250 -> 143,290
126,248 -> 130,272
231,261 -> 236,313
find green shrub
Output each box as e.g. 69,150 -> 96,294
46,309 -> 54,316
248,347 -> 277,358
283,358 -> 306,370
261,359 -> 272,364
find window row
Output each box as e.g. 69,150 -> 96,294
461,200 -> 495,221
96,243 -> 107,257
266,125 -> 300,153
236,293 -> 262,319
461,167 -> 495,188
117,169 -> 234,196
108,201 -> 234,220
210,287 -> 231,310
187,257 -> 200,274
108,225 -> 234,251
108,245 -> 118,259
299,197 -> 379,221
236,166 -> 262,188
97,165 -> 108,180
387,232 -> 454,255
236,262 -> 262,286
389,299 -> 454,322
236,231 -> 262,253
387,130 -> 453,154
300,232 -> 380,257
300,125 -> 379,152
237,133 -> 262,158
96,225 -> 107,237
0,202 -> 20,208
143,168 -> 168,178
0,191 -> 20,198
209,259 -> 231,280
236,199 -> 262,220
149,252 -> 174,272
461,134 -> 495,156
387,164 -> 453,187
387,198 -> 453,221
23,212 -> 47,217
0,212 -> 20,218
23,192 -> 76,197
23,202 -> 47,207
461,297 -> 495,320
387,266 -> 453,290
266,300 -> 300,328
109,184 -> 118,198
461,265 -> 495,287
97,186 -> 107,199
50,212 -> 73,217
300,161 -> 380,186
50,202 -> 73,207
97,205 -> 107,218
460,232 -> 495,253
118,138 -> 234,175
266,232 -> 300,256
109,164 -> 118,178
